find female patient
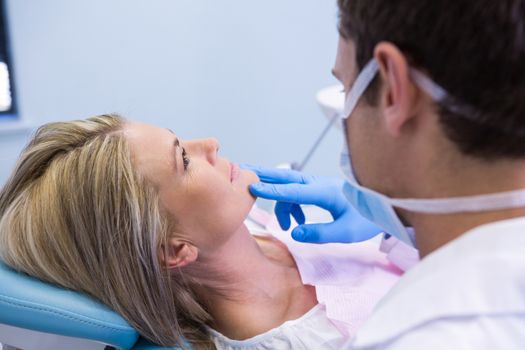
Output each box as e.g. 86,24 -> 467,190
0,114 -> 398,350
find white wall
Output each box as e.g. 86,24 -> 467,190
0,0 -> 342,186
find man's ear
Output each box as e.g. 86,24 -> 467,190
374,42 -> 418,137
160,237 -> 198,269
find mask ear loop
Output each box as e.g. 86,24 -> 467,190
342,59 -> 450,120
409,69 -> 448,102
342,60 -> 380,119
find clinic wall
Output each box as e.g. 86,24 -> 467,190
0,0 -> 342,186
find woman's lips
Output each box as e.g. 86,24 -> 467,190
230,162 -> 240,182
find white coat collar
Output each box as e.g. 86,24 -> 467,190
352,216 -> 525,348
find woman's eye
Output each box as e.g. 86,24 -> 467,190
182,147 -> 190,170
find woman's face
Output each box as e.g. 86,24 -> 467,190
125,122 -> 259,250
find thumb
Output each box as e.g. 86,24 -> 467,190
291,222 -> 353,244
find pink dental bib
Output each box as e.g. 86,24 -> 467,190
247,205 -> 418,337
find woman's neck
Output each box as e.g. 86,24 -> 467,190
193,224 -> 317,340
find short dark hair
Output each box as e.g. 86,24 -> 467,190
337,0 -> 525,159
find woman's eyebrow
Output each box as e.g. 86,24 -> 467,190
172,137 -> 180,171
166,129 -> 181,170
166,128 -> 180,171
166,129 -> 180,146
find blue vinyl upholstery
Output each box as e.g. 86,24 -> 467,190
0,260 -> 184,349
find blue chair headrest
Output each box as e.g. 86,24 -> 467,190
0,260 -> 139,349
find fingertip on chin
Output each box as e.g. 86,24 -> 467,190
248,181 -> 262,193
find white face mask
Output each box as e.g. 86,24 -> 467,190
339,59 -> 525,247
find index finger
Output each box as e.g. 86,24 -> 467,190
249,182 -> 329,207
240,164 -> 309,184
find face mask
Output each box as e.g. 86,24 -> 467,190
339,59 -> 525,247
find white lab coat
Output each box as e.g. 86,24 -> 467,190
345,216 -> 525,350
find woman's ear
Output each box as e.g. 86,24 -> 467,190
160,237 -> 198,269
374,42 -> 418,137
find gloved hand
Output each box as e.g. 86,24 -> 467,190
241,164 -> 383,244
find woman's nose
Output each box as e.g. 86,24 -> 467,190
204,138 -> 220,165
186,138 -> 220,165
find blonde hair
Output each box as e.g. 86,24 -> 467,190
0,114 -> 214,349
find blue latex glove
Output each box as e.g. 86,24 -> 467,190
241,164 -> 383,244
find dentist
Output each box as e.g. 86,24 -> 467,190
242,0 -> 525,348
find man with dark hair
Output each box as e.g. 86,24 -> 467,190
243,0 -> 525,348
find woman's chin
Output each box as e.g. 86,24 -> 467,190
235,169 -> 259,202
244,168 -> 260,184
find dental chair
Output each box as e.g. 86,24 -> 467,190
0,261 -> 183,350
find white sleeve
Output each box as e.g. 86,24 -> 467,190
375,316 -> 525,350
